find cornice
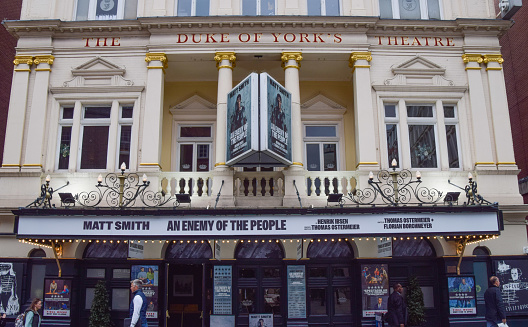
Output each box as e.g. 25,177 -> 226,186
3,17 -> 512,39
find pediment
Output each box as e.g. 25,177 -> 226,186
384,56 -> 453,87
170,95 -> 216,112
301,94 -> 347,119
71,57 -> 125,76
62,57 -> 133,87
392,56 -> 445,75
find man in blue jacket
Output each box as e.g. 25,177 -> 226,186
484,276 -> 506,327
129,279 -> 148,327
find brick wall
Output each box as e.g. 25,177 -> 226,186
499,1 -> 528,203
0,0 -> 22,165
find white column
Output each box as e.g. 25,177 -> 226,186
213,52 -> 236,169
462,54 -> 495,170
281,52 -> 303,170
212,52 -> 236,207
483,54 -> 517,170
349,52 -> 379,171
139,53 -> 166,172
281,52 -> 307,207
1,56 -> 33,171
22,55 -> 54,172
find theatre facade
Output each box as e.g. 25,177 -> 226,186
1,1 -> 528,326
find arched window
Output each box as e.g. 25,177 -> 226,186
306,240 -> 354,258
392,239 -> 436,257
29,249 -> 46,258
235,240 -> 284,259
472,246 -> 490,256
83,242 -> 128,259
165,240 -> 212,259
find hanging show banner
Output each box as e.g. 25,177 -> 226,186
43,278 -> 71,317
448,276 -> 476,314
214,266 -> 232,315
260,73 -> 292,165
287,265 -> 306,319
226,73 -> 259,165
361,264 -> 389,317
495,259 -> 528,315
131,265 -> 159,318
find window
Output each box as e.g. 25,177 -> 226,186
305,126 -> 338,172
379,0 -> 441,20
383,102 -> 460,169
75,0 -> 138,20
177,0 -> 210,16
57,103 -> 136,171
307,0 -> 340,15
242,0 -> 275,15
177,126 -> 212,172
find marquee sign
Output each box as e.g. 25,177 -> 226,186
17,212 -> 500,238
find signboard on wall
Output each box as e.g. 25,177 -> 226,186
287,265 -> 306,319
226,73 -> 259,165
214,266 -> 232,315
131,265 -> 159,318
361,264 -> 389,317
249,313 -> 273,327
495,259 -> 528,315
377,238 -> 392,257
17,211 -> 501,238
43,278 -> 71,317
260,73 -> 292,165
447,276 -> 476,315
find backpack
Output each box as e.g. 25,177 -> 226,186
14,311 -> 26,327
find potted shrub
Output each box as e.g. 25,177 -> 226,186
405,276 -> 426,326
89,280 -> 113,327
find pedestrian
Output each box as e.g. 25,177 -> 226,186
385,283 -> 406,327
129,279 -> 148,327
24,298 -> 42,327
484,276 -> 507,327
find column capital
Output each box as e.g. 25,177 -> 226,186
349,52 -> 372,67
281,52 -> 303,69
483,54 -> 504,65
13,55 -> 33,67
462,54 -> 483,64
214,52 -> 236,69
34,55 -> 54,66
145,52 -> 168,69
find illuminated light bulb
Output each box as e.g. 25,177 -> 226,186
391,159 -> 397,167
46,175 -> 51,183
416,171 -> 421,179
121,162 -> 126,171
143,174 -> 148,183
97,174 -> 103,183
468,172 -> 473,180
369,171 -> 374,180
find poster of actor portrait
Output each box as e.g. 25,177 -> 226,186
43,278 -> 72,317
226,73 -> 258,165
361,264 -> 389,317
131,265 -> 159,318
0,262 -> 22,316
260,73 -> 292,164
447,276 -> 476,314
495,259 -> 528,315
249,313 -> 273,327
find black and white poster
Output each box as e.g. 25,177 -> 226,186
495,259 -> 528,314
0,262 -> 23,316
287,265 -> 306,319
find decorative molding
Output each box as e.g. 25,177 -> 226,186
381,56 -> 454,87
483,54 -> 504,65
462,54 -> 483,64
301,93 -> 347,120
13,56 -> 33,67
214,52 -> 236,69
145,53 -> 168,69
170,94 -> 217,120
61,57 -> 134,88
34,55 -> 54,66
349,52 -> 372,68
281,52 -> 303,69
